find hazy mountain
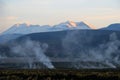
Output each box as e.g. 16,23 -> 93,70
2,23 -> 51,34
2,21 -> 92,34
0,34 -> 22,44
101,23 -> 120,31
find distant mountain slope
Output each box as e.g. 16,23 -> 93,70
1,29 -> 120,69
2,21 -> 92,34
101,23 -> 120,31
2,23 -> 51,34
0,34 -> 22,44
13,30 -> 120,57
9,30 -> 120,68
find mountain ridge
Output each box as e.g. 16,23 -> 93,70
101,23 -> 120,31
2,21 -> 92,34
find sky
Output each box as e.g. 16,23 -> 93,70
0,0 -> 120,32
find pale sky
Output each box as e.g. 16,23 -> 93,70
0,0 -> 120,32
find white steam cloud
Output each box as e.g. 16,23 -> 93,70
63,31 -> 120,69
11,38 -> 54,69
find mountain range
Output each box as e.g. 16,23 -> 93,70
0,21 -> 120,69
2,21 -> 91,34
0,21 -> 120,44
0,21 -> 93,43
2,21 -> 120,35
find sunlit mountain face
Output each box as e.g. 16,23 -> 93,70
67,21 -> 77,27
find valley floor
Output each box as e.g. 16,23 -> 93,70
0,69 -> 120,80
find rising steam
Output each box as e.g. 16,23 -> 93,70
11,38 -> 54,69
63,31 -> 120,69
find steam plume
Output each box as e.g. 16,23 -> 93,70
63,31 -> 120,69
11,38 -> 54,69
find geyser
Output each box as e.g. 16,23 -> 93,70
10,38 -> 54,69
63,31 -> 120,69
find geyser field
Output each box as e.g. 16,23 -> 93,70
0,30 -> 120,69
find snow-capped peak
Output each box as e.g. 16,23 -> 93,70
54,21 -> 91,29
2,21 -> 93,34
54,21 -> 77,28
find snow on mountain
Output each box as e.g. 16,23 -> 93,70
2,21 -> 92,34
3,23 -> 51,34
101,23 -> 120,31
52,21 -> 91,30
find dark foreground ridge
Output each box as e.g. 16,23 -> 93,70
0,69 -> 120,80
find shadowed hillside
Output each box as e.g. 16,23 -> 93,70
1,29 -> 120,69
